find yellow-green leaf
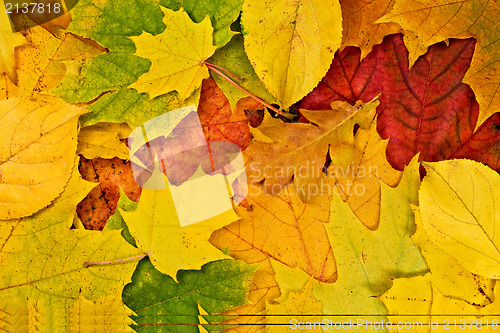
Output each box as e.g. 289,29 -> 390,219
314,156 -> 427,322
420,159 -> 500,278
0,96 -> 86,219
129,7 -> 217,100
120,179 -> 239,280
241,0 -> 343,108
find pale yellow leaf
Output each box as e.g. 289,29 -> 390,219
420,159 -> 500,278
241,0 -> 343,108
411,205 -> 494,306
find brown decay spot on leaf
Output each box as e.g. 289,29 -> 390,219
77,156 -> 141,230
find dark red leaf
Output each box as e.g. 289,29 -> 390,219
298,34 -> 499,171
450,113 -> 500,170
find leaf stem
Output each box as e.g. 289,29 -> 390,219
83,254 -> 147,268
204,61 -> 242,81
205,63 -> 282,115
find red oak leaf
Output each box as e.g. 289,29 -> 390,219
298,34 -> 500,171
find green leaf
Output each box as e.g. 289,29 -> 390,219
178,0 -> 243,47
241,0 -> 343,108
208,34 -> 277,109
122,258 -> 256,333
52,0 -> 198,127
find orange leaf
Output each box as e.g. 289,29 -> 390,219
77,157 -> 141,230
198,78 -> 253,150
210,184 -> 336,283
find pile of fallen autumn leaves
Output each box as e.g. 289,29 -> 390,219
1,0 -> 500,331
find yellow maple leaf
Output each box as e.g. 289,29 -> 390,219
378,0 -> 500,127
0,163 -> 140,332
241,0 -> 343,108
77,122 -> 131,160
419,159 -> 500,278
0,96 -> 86,219
119,176 -> 239,280
210,184 -> 337,283
129,7 -> 217,100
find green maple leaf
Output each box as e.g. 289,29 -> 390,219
122,257 -> 255,333
51,0 -> 199,127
